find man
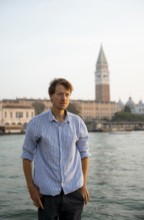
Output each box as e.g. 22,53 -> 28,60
21,78 -> 90,220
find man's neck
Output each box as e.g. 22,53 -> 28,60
51,107 -> 66,122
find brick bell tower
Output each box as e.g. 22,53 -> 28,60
95,45 -> 110,102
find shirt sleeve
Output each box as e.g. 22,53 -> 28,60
21,119 -> 39,161
76,118 -> 91,159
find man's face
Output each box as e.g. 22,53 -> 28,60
50,84 -> 71,110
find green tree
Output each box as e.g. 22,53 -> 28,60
124,105 -> 131,113
67,103 -> 80,115
112,111 -> 144,122
32,102 -> 45,115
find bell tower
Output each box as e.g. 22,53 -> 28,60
95,45 -> 110,102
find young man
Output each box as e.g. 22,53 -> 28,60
21,78 -> 90,220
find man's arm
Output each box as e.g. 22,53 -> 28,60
22,159 -> 44,209
80,157 -> 90,204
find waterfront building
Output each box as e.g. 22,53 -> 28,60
125,97 -> 135,112
126,98 -> 144,115
134,100 -> 144,114
118,99 -> 125,110
72,100 -> 121,121
0,100 -> 35,133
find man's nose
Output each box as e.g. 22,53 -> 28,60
61,94 -> 67,100
63,94 -> 67,99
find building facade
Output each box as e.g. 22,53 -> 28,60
72,100 -> 121,121
134,100 -> 144,114
0,100 -> 35,133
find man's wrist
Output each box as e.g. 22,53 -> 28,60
27,181 -> 34,189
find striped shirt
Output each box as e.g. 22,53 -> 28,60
21,109 -> 90,196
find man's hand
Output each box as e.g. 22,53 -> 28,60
28,183 -> 44,209
80,185 -> 90,204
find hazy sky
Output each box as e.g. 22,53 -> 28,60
0,0 -> 144,103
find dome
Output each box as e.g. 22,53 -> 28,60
126,97 -> 135,110
138,100 -> 143,105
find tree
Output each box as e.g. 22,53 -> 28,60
32,102 -> 45,115
67,103 -> 80,115
112,111 -> 144,122
124,105 -> 131,113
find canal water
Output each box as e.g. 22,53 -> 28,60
0,131 -> 144,220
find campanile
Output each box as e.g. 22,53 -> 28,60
95,45 -> 110,102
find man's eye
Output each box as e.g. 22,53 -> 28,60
57,93 -> 63,96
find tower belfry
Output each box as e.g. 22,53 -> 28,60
95,45 -> 110,102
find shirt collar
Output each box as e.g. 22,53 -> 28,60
48,109 -> 70,123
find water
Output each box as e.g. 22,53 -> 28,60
0,132 -> 144,220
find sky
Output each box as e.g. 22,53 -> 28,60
0,0 -> 144,104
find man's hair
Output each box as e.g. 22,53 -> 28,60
48,78 -> 73,96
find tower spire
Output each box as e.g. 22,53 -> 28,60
97,45 -> 108,64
